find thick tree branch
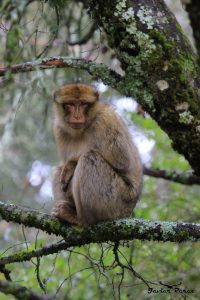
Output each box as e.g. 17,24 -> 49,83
79,0 -> 200,176
143,166 -> 200,185
0,202 -> 199,243
0,279 -> 50,300
0,56 -> 122,87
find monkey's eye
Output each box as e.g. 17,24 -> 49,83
81,103 -> 89,108
81,103 -> 92,109
62,103 -> 74,110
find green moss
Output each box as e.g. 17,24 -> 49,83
150,30 -> 174,53
177,230 -> 190,241
46,218 -> 62,232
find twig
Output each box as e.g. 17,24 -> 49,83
67,23 -> 97,45
143,166 -> 200,185
0,241 -> 68,266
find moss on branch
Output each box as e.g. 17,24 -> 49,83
0,279 -> 50,300
0,56 -> 122,88
0,241 -> 68,266
0,202 -> 200,244
81,0 -> 200,176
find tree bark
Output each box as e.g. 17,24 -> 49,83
0,279 -> 50,300
143,166 -> 200,185
0,202 -> 200,243
79,0 -> 200,176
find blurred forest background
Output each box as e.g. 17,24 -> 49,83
0,0 -> 200,299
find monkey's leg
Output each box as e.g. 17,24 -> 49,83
52,166 -> 81,226
60,160 -> 77,192
72,151 -> 135,226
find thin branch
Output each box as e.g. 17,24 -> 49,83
0,202 -> 199,243
0,279 -> 51,300
113,242 -> 151,288
0,56 -> 122,87
0,241 -> 68,267
67,23 -> 97,45
143,166 -> 200,185
35,257 -> 46,293
36,4 -> 60,59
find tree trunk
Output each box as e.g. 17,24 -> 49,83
82,0 -> 200,175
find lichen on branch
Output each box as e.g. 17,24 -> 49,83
0,56 -> 122,88
0,201 -> 199,244
81,0 -> 200,176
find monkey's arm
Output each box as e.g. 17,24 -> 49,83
60,160 -> 77,192
102,135 -> 133,173
91,108 -> 142,189
94,129 -> 134,173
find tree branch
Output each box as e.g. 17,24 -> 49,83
0,202 -> 199,243
80,0 -> 200,176
0,241 -> 68,266
0,266 -> 11,281
143,166 -> 200,185
0,56 -> 122,87
0,279 -> 51,300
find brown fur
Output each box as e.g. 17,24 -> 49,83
54,83 -> 99,104
52,83 -> 143,226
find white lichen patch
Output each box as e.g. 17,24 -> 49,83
156,80 -> 169,91
163,63 -> 169,71
126,23 -> 137,35
179,111 -> 194,124
122,7 -> 135,20
115,0 -> 127,16
175,102 -> 189,111
137,5 -> 154,29
197,89 -> 200,97
116,0 -> 126,10
156,12 -> 169,27
196,125 -> 200,133
114,1 -> 157,59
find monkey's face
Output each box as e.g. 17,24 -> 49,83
54,84 -> 99,130
61,101 -> 93,129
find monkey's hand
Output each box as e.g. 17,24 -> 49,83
60,160 -> 77,192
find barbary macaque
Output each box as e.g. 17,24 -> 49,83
52,83 -> 143,226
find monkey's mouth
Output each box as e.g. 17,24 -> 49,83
69,123 -> 85,129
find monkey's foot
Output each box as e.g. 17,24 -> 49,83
51,204 -> 81,226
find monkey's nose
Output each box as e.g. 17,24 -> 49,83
74,114 -> 81,120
